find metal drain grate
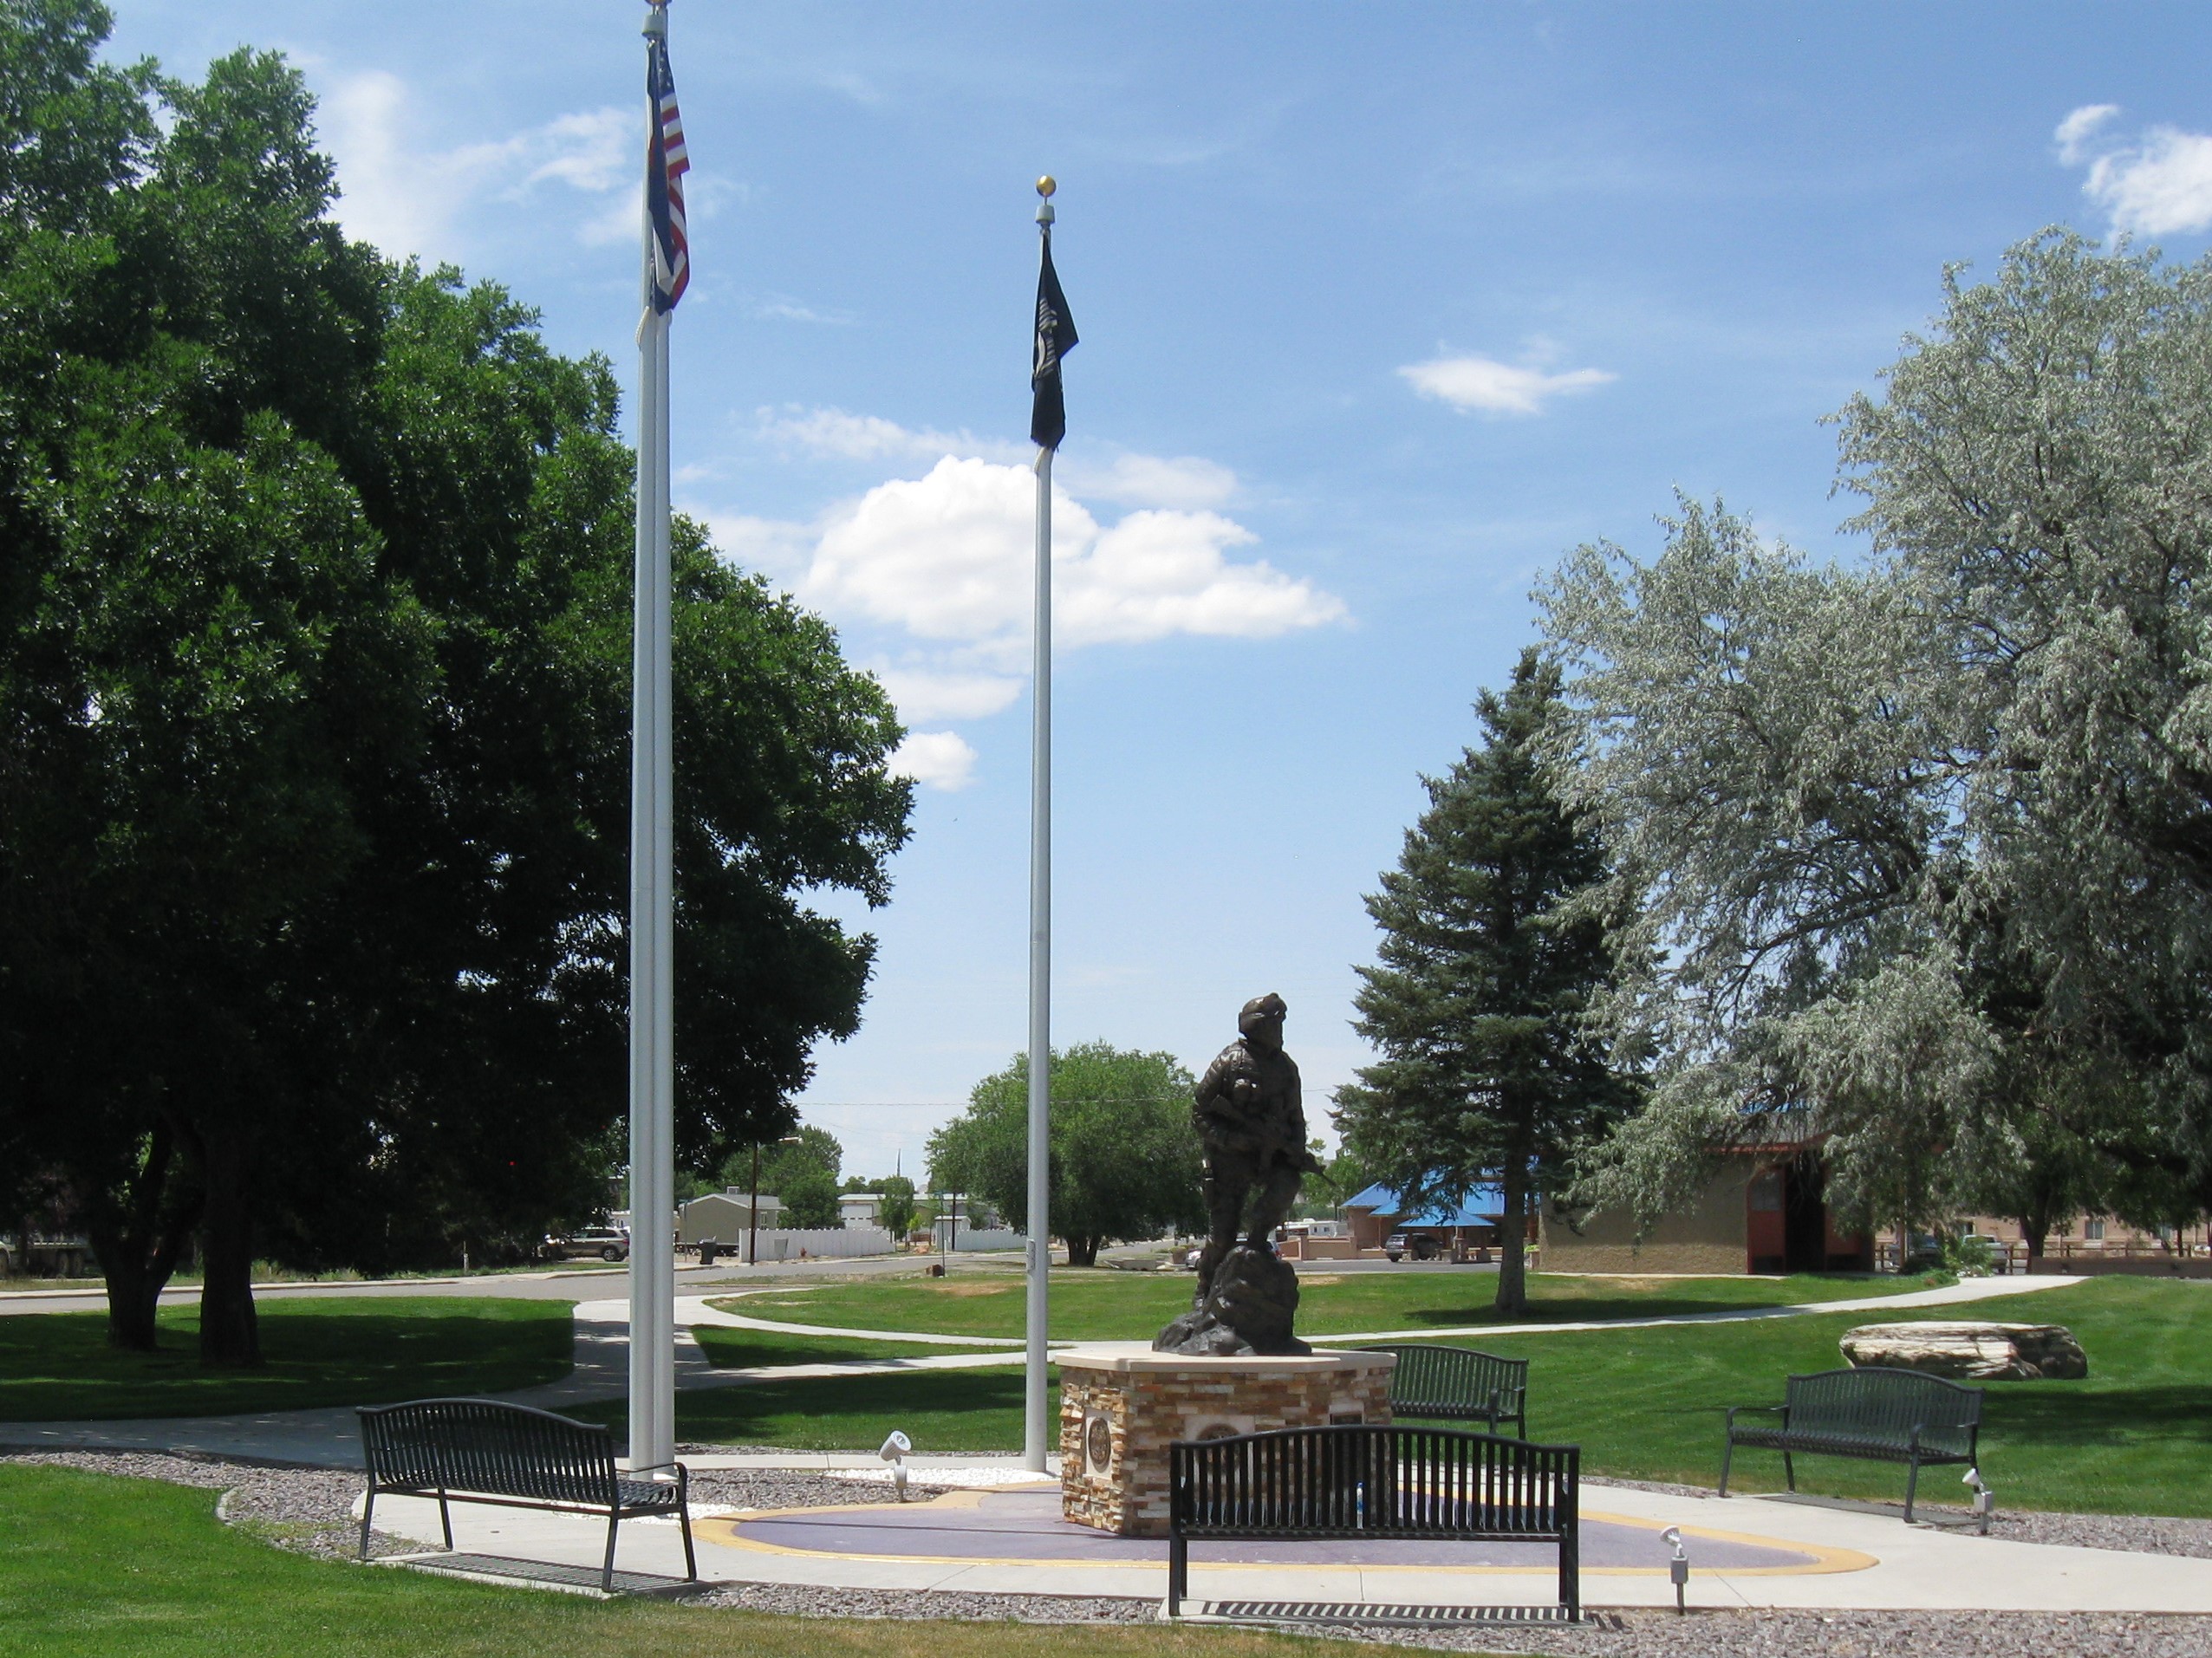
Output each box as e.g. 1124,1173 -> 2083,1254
1202,1601 -> 1582,1628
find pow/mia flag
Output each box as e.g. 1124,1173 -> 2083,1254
1030,234 -> 1078,451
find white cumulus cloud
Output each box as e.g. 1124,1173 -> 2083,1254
872,667 -> 1024,723
1399,354 -> 1615,416
889,731 -> 978,791
1061,452 -> 1237,510
759,407 -> 1240,509
2057,103 -> 2212,237
805,456 -> 1342,661
316,70 -> 634,263
760,406 -> 1025,465
704,415 -> 1335,790
2055,103 -> 2120,166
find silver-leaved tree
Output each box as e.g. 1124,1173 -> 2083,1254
1539,231 -> 2212,1252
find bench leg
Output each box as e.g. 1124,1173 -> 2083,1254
359,1486 -> 374,1561
1903,1457 -> 1921,1525
1717,1436 -> 1734,1499
1782,1450 -> 1796,1492
1168,1534 -> 1186,1617
1560,1526 -> 1579,1622
437,1489 -> 453,1552
602,1512 -> 621,1595
680,1505 -> 697,1582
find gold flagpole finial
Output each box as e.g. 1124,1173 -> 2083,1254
1036,176 -> 1056,199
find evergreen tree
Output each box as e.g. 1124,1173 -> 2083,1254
1335,649 -> 1640,1315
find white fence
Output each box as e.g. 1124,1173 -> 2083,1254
939,1227 -> 1025,1253
729,1226 -> 897,1262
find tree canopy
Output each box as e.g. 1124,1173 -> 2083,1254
927,1044 -> 1207,1266
0,0 -> 911,1356
1334,649 -> 1641,1312
1538,231 -> 2212,1245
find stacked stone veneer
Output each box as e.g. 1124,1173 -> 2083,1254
1057,1347 -> 1396,1537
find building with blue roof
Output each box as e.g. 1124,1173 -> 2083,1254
1338,1180 -> 1525,1258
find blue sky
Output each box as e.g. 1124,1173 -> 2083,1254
104,2 -> 2212,1182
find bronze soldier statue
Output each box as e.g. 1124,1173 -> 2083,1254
1155,993 -> 1324,1356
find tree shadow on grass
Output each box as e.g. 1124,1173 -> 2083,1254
686,1330 -> 970,1369
1982,1382 -> 2212,1448
579,1367 -> 1031,1453
0,1302 -> 571,1421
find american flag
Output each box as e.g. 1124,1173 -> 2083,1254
647,34 -> 689,313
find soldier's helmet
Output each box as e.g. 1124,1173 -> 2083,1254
1238,992 -> 1287,1036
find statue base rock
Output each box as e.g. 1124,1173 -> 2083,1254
1154,1242 -> 1307,1356
1839,1321 -> 2087,1380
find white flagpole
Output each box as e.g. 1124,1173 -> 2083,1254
1023,184 -> 1056,1475
627,0 -> 676,1475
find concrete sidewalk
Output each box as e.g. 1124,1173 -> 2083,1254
355,1461 -> 2212,1614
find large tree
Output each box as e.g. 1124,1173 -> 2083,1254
1334,650 -> 1641,1314
1538,231 -> 2212,1241
0,2 -> 912,1358
927,1044 -> 1207,1267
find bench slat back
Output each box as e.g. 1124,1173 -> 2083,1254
1357,1344 -> 1528,1419
1171,1424 -> 1575,1540
360,1398 -> 618,1507
1786,1368 -> 1981,1455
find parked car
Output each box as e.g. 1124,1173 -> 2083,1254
1383,1232 -> 1441,1263
541,1226 -> 629,1263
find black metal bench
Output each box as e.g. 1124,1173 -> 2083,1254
1720,1366 -> 1982,1523
1168,1424 -> 1578,1621
1355,1343 -> 1529,1437
358,1397 -> 694,1592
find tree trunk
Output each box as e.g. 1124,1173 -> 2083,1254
1065,1234 -> 1099,1268
84,1115 -> 203,1352
197,1128 -> 261,1368
1494,1170 -> 1528,1317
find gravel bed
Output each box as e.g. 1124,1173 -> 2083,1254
693,1583 -> 1155,1622
1338,1609 -> 2212,1658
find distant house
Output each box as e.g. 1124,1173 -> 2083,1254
676,1189 -> 782,1245
1540,1135 -> 1871,1276
1340,1182 -> 1528,1255
838,1192 -> 884,1228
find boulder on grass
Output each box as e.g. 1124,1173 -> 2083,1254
1838,1321 -> 2086,1380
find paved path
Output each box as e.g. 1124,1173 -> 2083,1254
353,1457 -> 2212,1615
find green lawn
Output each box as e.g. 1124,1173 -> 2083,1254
730,1268 -> 1918,1343
0,1463 -> 1430,1658
0,1298 -> 574,1421
653,1278 -> 2212,1518
688,1326 -> 981,1369
1456,1276 -> 2212,1517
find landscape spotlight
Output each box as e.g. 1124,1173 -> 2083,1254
880,1429 -> 913,1502
1962,1466 -> 1994,1536
1660,1525 -> 1689,1613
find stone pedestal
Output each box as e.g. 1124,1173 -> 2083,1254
1057,1345 -> 1396,1537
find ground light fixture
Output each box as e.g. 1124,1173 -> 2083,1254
881,1430 -> 912,1501
1962,1466 -> 1994,1536
1661,1525 -> 1689,1612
